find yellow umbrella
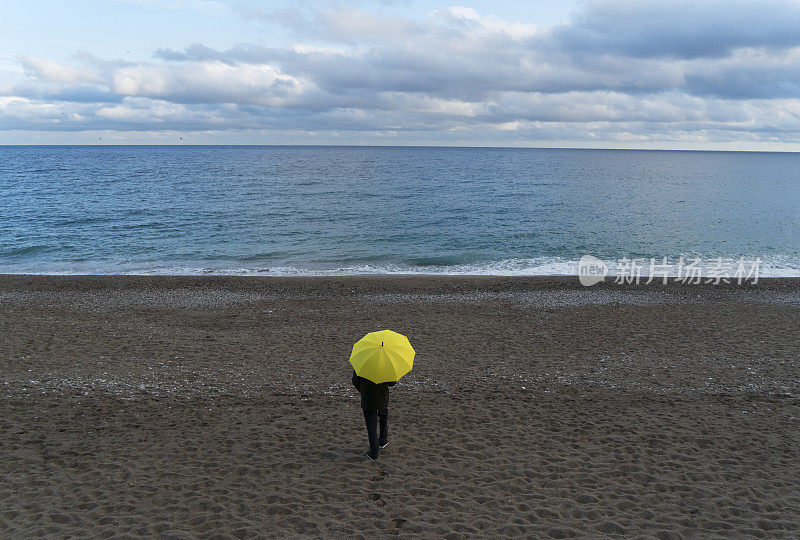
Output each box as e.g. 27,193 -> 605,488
349,329 -> 415,384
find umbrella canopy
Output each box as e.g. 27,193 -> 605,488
349,329 -> 415,384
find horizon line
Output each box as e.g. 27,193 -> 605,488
1,144 -> 798,153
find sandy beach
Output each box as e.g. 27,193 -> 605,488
1,274 -> 799,538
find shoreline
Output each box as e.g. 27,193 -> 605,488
2,264 -> 799,279
2,271 -> 800,284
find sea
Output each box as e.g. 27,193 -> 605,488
1,145 -> 799,277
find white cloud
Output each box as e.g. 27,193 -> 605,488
110,61 -> 308,105
18,56 -> 103,85
433,6 -> 541,40
4,1 -> 800,147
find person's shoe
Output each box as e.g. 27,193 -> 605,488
364,451 -> 377,461
379,441 -> 389,449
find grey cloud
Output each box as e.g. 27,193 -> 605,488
5,0 -> 800,145
155,43 -> 234,63
684,65 -> 800,100
150,2 -> 800,103
549,0 -> 800,59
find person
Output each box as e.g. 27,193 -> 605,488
352,370 -> 396,460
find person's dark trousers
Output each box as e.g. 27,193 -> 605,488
363,407 -> 389,458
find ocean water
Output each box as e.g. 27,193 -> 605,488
1,145 -> 799,276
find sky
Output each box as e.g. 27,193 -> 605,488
2,0 -> 800,149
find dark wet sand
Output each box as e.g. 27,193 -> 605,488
1,275 -> 799,538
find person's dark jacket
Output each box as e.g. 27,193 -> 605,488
352,370 -> 396,411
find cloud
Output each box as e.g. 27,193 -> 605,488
4,0 -> 800,146
18,57 -> 103,85
549,0 -> 800,59
110,61 -> 309,106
